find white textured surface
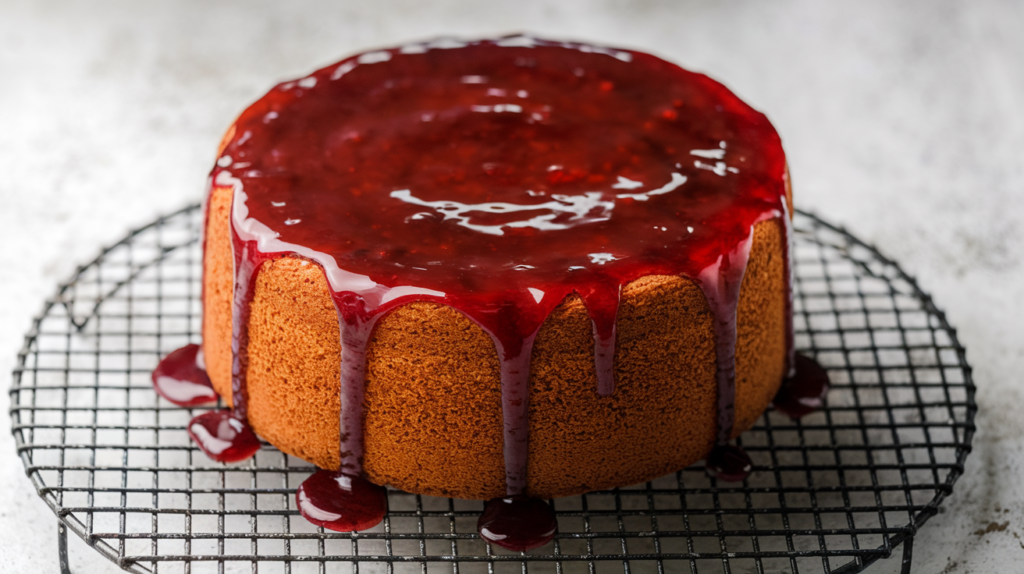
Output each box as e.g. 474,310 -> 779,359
1,1 -> 1022,572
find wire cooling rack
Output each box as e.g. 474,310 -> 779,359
9,205 -> 976,574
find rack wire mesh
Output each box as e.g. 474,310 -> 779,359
9,205 -> 976,574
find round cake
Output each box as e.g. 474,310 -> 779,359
199,35 -> 793,502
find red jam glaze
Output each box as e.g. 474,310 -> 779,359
705,444 -> 753,482
187,409 -> 261,463
152,344 -> 218,406
296,469 -> 388,532
773,352 -> 831,419
478,496 -> 558,552
209,36 -> 791,495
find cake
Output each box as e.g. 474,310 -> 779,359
154,35 -> 810,546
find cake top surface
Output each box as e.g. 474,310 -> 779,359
214,35 -> 786,340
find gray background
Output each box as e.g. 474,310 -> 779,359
1,1 -> 1022,572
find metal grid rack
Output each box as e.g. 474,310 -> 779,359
9,205 -> 976,574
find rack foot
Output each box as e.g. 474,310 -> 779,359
900,535 -> 914,574
58,521 -> 72,574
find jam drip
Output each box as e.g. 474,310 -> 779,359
477,497 -> 558,552
580,285 -> 621,396
496,334 -> 539,495
187,409 -> 261,463
152,344 -> 217,406
695,208 -> 796,479
773,352 -> 830,419
229,230 -> 278,422
296,469 -> 388,532
178,221 -> 277,466
208,36 -> 792,537
696,228 -> 755,446
332,294 -> 384,474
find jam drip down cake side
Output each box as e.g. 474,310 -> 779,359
153,35 -> 830,548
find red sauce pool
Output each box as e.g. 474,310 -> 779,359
151,344 -> 217,406
296,469 -> 388,532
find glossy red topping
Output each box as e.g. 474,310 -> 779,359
187,409 -> 261,463
217,36 -> 785,325
296,470 -> 388,532
705,444 -> 754,482
152,344 -> 217,406
478,496 -> 558,552
773,352 -> 831,419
